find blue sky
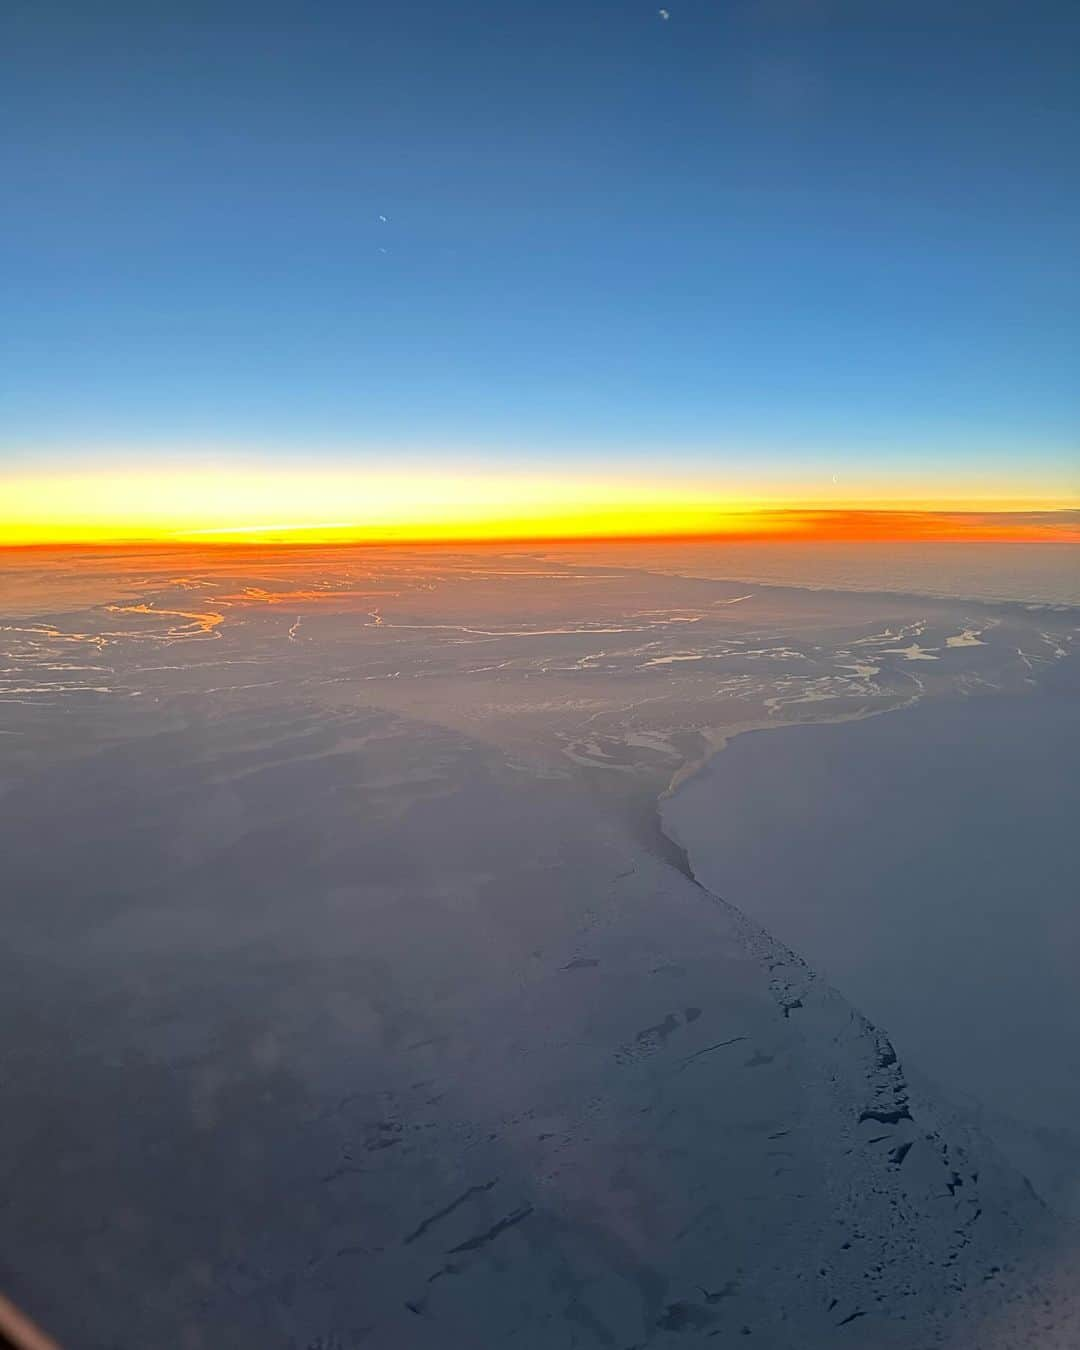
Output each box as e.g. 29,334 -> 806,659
4,0 -> 1079,500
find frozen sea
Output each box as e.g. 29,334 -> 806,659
2,540 -> 1079,1348
664,692 -> 1080,1212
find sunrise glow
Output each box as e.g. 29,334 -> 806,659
3,464 -> 1077,547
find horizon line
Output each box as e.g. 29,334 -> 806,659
4,506 -> 1080,551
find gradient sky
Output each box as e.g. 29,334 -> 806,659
4,0 -> 1079,539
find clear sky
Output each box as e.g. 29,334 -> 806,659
4,0 -> 1079,540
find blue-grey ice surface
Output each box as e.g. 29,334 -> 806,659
1,542 -> 1079,1348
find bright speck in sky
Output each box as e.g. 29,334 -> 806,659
2,1 -> 1077,543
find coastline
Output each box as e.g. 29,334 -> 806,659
659,698 -> 910,802
658,686 -> 1080,1215
551,539 -> 1080,611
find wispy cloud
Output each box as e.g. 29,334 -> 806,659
181,522 -> 355,536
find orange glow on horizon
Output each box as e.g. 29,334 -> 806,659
1,466 -> 1077,546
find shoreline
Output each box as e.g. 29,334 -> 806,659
659,680 -> 927,810
638,569 -> 1080,614
657,686 -> 1080,1216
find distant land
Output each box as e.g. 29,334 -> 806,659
1,539 -> 1078,1347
